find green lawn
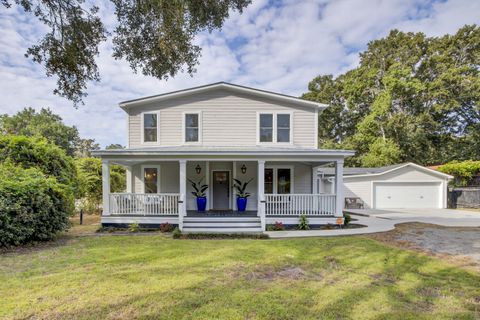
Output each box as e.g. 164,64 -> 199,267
1,234 -> 479,319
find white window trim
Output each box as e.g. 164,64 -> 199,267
141,111 -> 160,145
256,111 -> 293,145
182,111 -> 202,145
265,165 -> 295,194
141,165 -> 161,193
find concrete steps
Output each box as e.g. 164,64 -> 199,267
183,216 -> 262,233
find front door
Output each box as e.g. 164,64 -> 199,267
212,171 -> 230,210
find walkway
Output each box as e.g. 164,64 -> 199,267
266,208 -> 480,238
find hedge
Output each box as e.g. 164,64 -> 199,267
0,163 -> 73,246
438,160 -> 480,186
0,135 -> 77,192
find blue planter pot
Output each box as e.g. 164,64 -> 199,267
196,197 -> 207,212
237,197 -> 247,212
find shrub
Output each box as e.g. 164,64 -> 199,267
75,157 -> 125,214
172,227 -> 182,239
0,135 -> 78,193
0,163 -> 72,246
438,160 -> 480,186
129,222 -> 140,232
159,222 -> 174,233
298,215 -> 310,230
273,221 -> 285,231
344,213 -> 351,226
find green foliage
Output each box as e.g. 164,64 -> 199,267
233,178 -> 254,198
3,0 -> 251,106
298,215 -> 310,230
74,138 -> 100,158
105,144 -> 124,150
359,138 -> 401,167
129,222 -> 140,233
0,135 -> 78,194
438,160 -> 480,186
303,25 -> 480,166
0,163 -> 72,246
188,178 -> 208,198
76,157 -> 125,214
172,227 -> 182,239
0,108 -> 80,156
344,213 -> 351,226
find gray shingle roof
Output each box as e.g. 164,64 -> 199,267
318,163 -> 406,176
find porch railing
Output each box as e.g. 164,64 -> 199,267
264,194 -> 336,216
109,193 -> 180,215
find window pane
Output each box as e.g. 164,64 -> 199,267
277,128 -> 290,142
144,114 -> 157,128
185,114 -> 198,127
185,128 -> 198,142
277,114 -> 290,128
144,128 -> 157,142
144,168 -> 158,193
260,114 -> 273,127
260,128 -> 273,142
264,168 -> 273,194
277,169 -> 291,194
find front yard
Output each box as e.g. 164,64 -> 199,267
1,223 -> 480,320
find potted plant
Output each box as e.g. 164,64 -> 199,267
233,178 -> 254,212
188,178 -> 208,212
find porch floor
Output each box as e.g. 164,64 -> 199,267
186,210 -> 258,217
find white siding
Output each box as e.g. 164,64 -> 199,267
128,89 -> 316,148
132,162 -> 179,194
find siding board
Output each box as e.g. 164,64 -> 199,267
127,89 -> 316,148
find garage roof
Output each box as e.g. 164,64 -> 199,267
318,162 -> 453,179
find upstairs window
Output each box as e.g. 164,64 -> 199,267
184,113 -> 200,142
258,112 -> 291,143
277,114 -> 290,142
143,113 -> 158,143
259,114 -> 273,142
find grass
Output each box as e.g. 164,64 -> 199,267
1,219 -> 480,319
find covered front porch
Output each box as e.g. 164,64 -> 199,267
97,147 -> 353,232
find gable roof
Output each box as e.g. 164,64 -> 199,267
119,82 -> 328,110
318,162 -> 453,179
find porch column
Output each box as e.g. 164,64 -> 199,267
257,160 -> 266,231
179,160 -> 187,231
125,166 -> 132,193
102,160 -> 110,216
334,160 -> 344,217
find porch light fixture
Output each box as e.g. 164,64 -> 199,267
241,164 -> 247,174
195,164 -> 202,174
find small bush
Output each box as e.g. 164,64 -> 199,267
172,227 -> 182,239
273,221 -> 285,231
344,213 -> 351,226
297,215 -> 310,230
129,222 -> 140,233
0,163 -> 72,246
159,222 -> 174,233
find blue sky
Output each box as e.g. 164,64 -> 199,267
0,0 -> 479,147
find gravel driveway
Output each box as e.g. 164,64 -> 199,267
369,223 -> 480,271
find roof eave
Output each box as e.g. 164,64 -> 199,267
119,82 -> 328,111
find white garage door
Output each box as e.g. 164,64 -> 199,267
374,182 -> 441,209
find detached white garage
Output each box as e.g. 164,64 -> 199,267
318,163 -> 452,209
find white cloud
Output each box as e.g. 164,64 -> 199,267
0,0 -> 478,147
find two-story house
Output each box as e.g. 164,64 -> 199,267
93,82 -> 354,232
